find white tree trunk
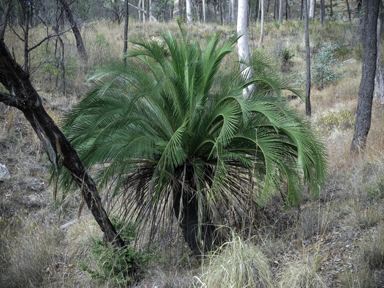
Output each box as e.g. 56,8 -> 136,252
149,0 -> 152,22
230,0 -> 235,23
202,0 -> 206,23
259,0 -> 264,45
186,0 -> 192,23
309,0 -> 315,19
173,0 -> 180,18
237,0 -> 254,96
138,0 -> 141,21
142,0 -> 146,23
279,0 -> 283,24
374,17 -> 384,104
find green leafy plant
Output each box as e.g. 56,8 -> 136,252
312,43 -> 345,89
59,24 -> 327,257
281,48 -> 295,63
78,217 -> 155,286
318,110 -> 355,130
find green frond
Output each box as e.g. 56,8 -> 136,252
56,24 -> 328,250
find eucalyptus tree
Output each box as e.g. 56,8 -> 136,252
59,24 -> 327,256
351,0 -> 380,152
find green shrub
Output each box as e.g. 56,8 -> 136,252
312,43 -> 345,89
78,217 -> 156,286
318,110 -> 355,130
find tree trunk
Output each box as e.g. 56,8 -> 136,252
300,0 -> 303,20
0,40 -> 135,270
320,0 -> 325,27
230,0 -> 235,23
351,0 -> 380,152
123,0 -> 129,66
279,0 -> 283,24
346,0 -> 351,22
309,0 -> 315,19
304,0 -> 311,116
186,0 -> 192,23
374,13 -> 384,104
259,0 -> 265,46
238,0 -> 254,96
330,0 -> 333,17
59,0 -> 88,65
202,0 -> 206,23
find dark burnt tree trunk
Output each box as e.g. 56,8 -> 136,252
351,0 -> 380,152
0,40 -> 136,275
345,0 -> 351,22
320,0 -> 325,28
304,0 -> 311,116
59,0 -> 88,64
330,0 -> 333,17
172,164 -> 221,257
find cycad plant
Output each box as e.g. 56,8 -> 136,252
60,25 -> 327,256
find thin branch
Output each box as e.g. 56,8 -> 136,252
27,27 -> 72,53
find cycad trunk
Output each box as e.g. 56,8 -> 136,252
172,165 -> 221,256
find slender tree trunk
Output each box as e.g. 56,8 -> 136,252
309,0 -> 315,19
346,0 -> 351,22
202,0 -> 206,23
59,0 -> 88,65
351,0 -> 380,152
300,0 -> 303,20
238,0 -> 254,96
142,0 -> 145,23
304,0 -> 311,116
330,0 -> 333,17
320,0 -> 325,27
230,0 -> 235,23
259,0 -> 265,45
374,13 -> 384,104
186,0 -> 192,23
123,0 -> 129,66
279,0 -> 283,24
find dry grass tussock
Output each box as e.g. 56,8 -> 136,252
1,17 -> 384,287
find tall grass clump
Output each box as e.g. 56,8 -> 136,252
0,224 -> 62,288
279,254 -> 327,288
197,235 -> 273,288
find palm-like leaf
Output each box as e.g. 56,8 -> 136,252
59,25 -> 327,255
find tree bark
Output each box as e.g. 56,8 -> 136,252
186,0 -> 192,23
304,0 -> 311,116
320,0 -> 325,27
259,0 -> 265,46
279,0 -> 283,24
309,0 -> 315,19
202,0 -> 206,23
59,0 -> 88,65
230,0 -> 235,23
351,0 -> 380,152
374,12 -> 384,104
238,0 -> 254,96
330,0 -> 333,17
346,0 -> 351,22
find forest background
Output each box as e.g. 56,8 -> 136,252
1,0 -> 384,287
